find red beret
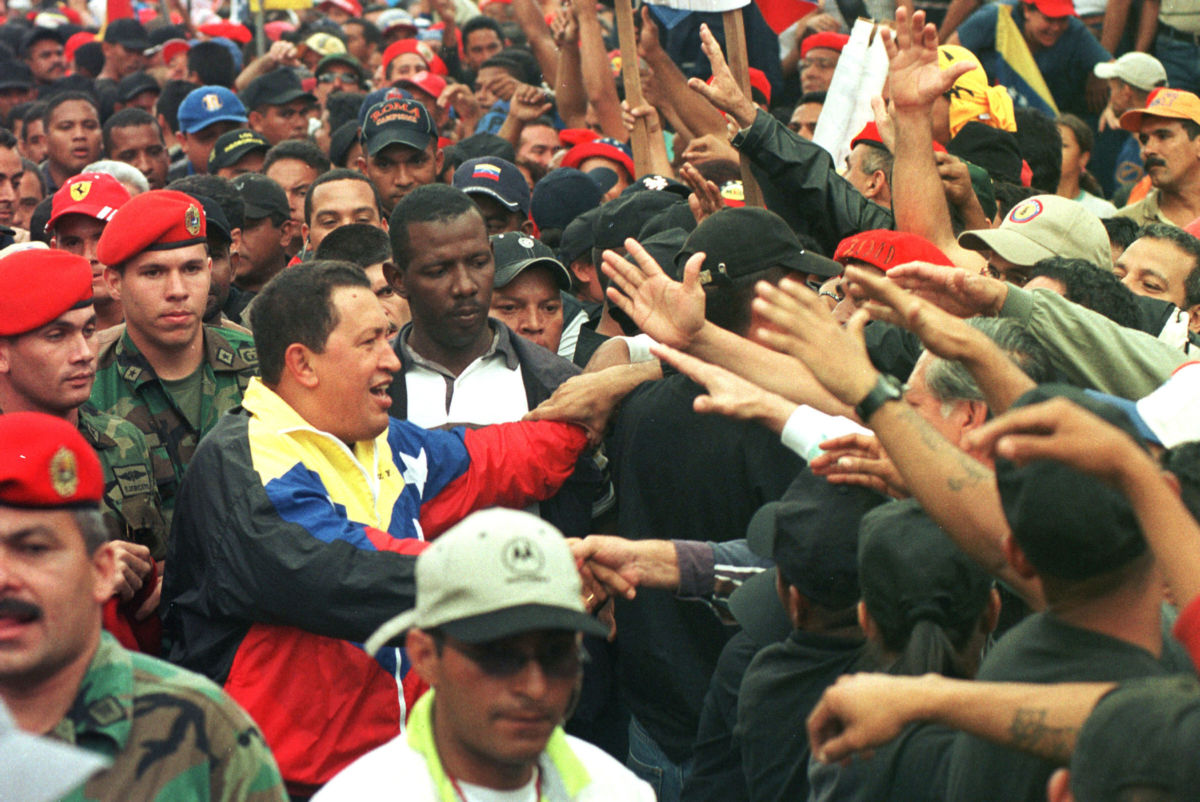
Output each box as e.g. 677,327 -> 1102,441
382,39 -> 448,76
0,250 -> 93,336
198,21 -> 253,44
0,412 -> 103,508
801,31 -> 849,59
851,121 -> 887,150
46,172 -> 131,233
561,137 -> 635,178
834,230 -> 954,272
96,190 -> 207,268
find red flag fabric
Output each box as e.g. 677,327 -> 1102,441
106,0 -> 134,21
755,0 -> 818,34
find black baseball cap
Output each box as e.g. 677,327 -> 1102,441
361,98 -> 435,157
315,53 -> 367,83
592,190 -> 686,254
530,167 -> 604,233
678,207 -> 841,286
621,173 -> 692,199
208,129 -> 270,171
995,383 -> 1148,581
115,71 -> 158,103
104,18 -> 150,53
558,207 -> 600,265
454,157 -> 530,217
21,27 -> 65,55
0,61 -> 33,91
240,68 -> 316,111
231,173 -> 290,221
329,119 -> 361,167
491,232 -> 571,290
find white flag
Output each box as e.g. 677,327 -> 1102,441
812,18 -> 889,170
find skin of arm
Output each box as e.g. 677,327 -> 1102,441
938,0 -> 982,41
571,535 -> 680,594
573,0 -> 627,139
807,673 -> 1113,765
511,0 -> 560,87
639,9 -> 728,139
552,5 -> 588,129
1136,0 -> 1160,53
885,10 -> 988,271
622,101 -> 675,178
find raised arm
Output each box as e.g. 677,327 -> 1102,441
511,0 -> 560,87
572,0 -> 626,140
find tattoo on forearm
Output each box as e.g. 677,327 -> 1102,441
1009,708 -> 1077,763
894,405 -> 991,492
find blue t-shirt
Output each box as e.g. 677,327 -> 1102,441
957,1 -> 1111,116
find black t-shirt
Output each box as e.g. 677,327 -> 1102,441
607,374 -> 805,763
734,629 -> 867,801
810,722 -> 956,802
944,612 -> 1167,802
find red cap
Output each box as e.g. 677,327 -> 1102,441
0,250 -> 93,337
382,39 -> 448,77
395,70 -> 448,101
801,32 -> 849,59
558,128 -> 598,148
0,413 -> 103,508
851,121 -> 887,150
561,137 -> 635,178
264,21 -> 296,41
319,0 -> 363,15
1029,0 -> 1076,17
97,190 -> 207,268
161,38 -> 190,64
47,173 -> 132,233
834,230 -> 954,271
64,31 -> 95,63
705,67 -> 772,106
198,21 -> 253,44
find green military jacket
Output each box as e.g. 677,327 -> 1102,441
78,404 -> 169,560
90,326 -> 257,525
52,632 -> 286,801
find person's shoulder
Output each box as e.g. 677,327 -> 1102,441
564,735 -> 657,800
313,735 -> 434,800
205,324 -> 259,367
960,1 -> 1001,33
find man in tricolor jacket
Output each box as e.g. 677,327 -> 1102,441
162,261 -> 596,797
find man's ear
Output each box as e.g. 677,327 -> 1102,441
102,266 -> 123,303
283,342 -> 319,388
92,541 -> 119,605
388,262 -> 409,299
520,217 -> 537,236
1187,304 -> 1200,334
433,147 -> 445,177
406,628 -> 440,686
248,109 -> 265,134
279,219 -> 297,249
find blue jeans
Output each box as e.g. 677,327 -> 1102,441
1156,31 -> 1200,95
627,716 -> 693,802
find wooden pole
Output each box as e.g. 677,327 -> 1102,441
721,8 -> 765,207
614,0 -> 653,177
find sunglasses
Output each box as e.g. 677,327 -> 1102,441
449,637 -> 586,679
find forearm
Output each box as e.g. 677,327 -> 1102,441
497,113 -> 525,146
1118,453 -> 1200,607
938,0 -> 981,41
646,49 -> 728,136
234,55 -> 276,92
1101,0 -> 1133,54
554,46 -> 587,127
1136,0 -> 1160,52
869,401 -> 1043,606
577,10 -> 626,139
512,0 -> 559,86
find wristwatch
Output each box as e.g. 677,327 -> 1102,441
854,373 -> 905,423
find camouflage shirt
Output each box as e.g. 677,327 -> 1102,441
78,404 -> 169,560
90,326 -> 257,526
51,632 -> 286,801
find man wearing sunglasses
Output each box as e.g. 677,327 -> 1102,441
316,508 -> 655,800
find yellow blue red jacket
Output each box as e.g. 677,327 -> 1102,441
162,379 -> 589,797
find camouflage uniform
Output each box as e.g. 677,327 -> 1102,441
52,632 -> 287,801
78,404 -> 169,560
90,325 -> 257,525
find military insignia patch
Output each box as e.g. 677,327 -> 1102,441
216,348 -> 234,366
185,204 -> 202,235
49,446 -> 79,498
70,181 -> 92,201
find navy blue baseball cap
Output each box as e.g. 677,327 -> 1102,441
357,87 -> 413,127
453,157 -> 530,218
361,98 -> 436,156
177,86 -> 248,134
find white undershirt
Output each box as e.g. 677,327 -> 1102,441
455,769 -> 538,802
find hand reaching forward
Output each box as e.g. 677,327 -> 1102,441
601,237 -> 706,349
882,7 -> 976,112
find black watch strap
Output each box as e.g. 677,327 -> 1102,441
854,373 -> 905,422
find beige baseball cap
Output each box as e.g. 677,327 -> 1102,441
958,194 -> 1113,270
1094,52 -> 1168,93
365,509 -> 607,655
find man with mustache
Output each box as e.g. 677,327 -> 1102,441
0,412 -> 286,799
1116,88 -> 1200,227
0,248 -> 166,626
315,509 -> 655,800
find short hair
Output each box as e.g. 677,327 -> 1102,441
73,42 -> 105,78
20,157 -> 47,196
462,15 -> 505,47
798,91 -> 827,107
477,54 -> 523,83
303,168 -> 382,225
187,41 -> 236,87
168,174 -> 245,230
102,107 -> 160,154
74,509 -> 109,555
992,180 -> 1038,219
314,223 -> 392,267
17,101 -> 48,138
388,184 -> 480,271
1014,107 -> 1062,193
83,159 -> 149,193
6,100 -> 36,130
1029,257 -> 1142,328
0,128 -> 15,150
857,142 -> 894,186
923,318 -> 1054,407
251,260 -> 372,385
264,139 -> 332,177
344,18 -> 383,47
1103,215 -> 1141,252
156,80 -> 195,134
1135,223 -> 1200,307
1057,113 -> 1094,155
43,91 -> 100,129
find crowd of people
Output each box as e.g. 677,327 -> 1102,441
1,0 -> 1200,798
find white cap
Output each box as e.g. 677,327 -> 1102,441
1094,53 -> 1168,92
365,509 -> 608,655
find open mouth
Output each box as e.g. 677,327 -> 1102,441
370,379 -> 392,408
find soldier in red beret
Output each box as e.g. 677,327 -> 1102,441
0,248 -> 166,642
0,412 -> 286,799
89,189 -> 258,527
46,172 -> 132,332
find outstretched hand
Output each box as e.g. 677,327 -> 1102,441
885,262 -> 1009,318
809,432 -> 909,498
652,343 -> 795,428
601,238 -> 706,349
686,23 -> 758,129
881,7 -> 976,112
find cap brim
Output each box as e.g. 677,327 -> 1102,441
262,89 -> 317,107
463,185 -> 521,213
1082,390 -> 1161,445
211,142 -> 270,170
442,603 -> 609,643
958,228 -> 1055,266
364,130 -> 431,157
788,250 -> 843,279
1093,62 -> 1119,80
727,567 -> 793,645
587,167 -> 618,194
494,257 -> 572,290
182,113 -> 248,133
746,501 -> 782,559
1119,107 -> 1196,132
